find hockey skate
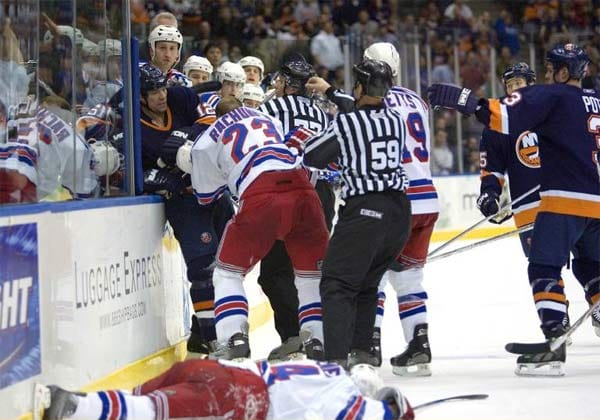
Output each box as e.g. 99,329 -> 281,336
348,349 -> 380,369
209,323 -> 251,361
300,329 -> 324,361
267,336 -> 305,362
390,323 -> 432,377
186,331 -> 217,359
40,385 -> 83,420
370,327 -> 382,367
591,304 -> 600,338
515,324 -> 566,377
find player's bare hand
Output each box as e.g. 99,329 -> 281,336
306,77 -> 331,95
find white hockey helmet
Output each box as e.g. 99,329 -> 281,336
43,25 -> 85,47
98,39 -> 122,60
183,55 -> 213,77
81,39 -> 99,58
238,56 -> 265,77
148,25 -> 183,64
90,140 -> 121,176
364,42 -> 400,78
216,61 -> 246,85
349,364 -> 384,398
241,83 -> 265,104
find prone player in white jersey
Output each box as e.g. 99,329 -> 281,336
306,42 -> 439,376
191,97 -> 328,361
40,360 -> 413,420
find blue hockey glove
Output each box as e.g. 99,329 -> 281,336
143,168 -> 190,197
427,84 -> 479,115
476,190 -> 500,217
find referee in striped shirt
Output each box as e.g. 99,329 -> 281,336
304,59 -> 412,366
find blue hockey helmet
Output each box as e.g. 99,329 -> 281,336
140,63 -> 167,96
502,62 -> 536,85
545,43 -> 589,81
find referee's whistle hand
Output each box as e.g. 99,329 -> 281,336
306,77 -> 331,95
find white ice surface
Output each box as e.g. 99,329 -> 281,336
248,235 -> 600,420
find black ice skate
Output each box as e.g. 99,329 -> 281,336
515,324 -> 566,377
300,329 -> 324,361
390,323 -> 431,377
267,336 -> 305,362
209,323 -> 251,360
42,385 -> 83,420
348,349 -> 379,370
370,327 -> 382,367
186,331 -> 217,359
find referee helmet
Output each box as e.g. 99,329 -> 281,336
353,59 -> 393,97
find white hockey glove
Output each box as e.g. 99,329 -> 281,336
374,386 -> 414,420
175,140 -> 193,174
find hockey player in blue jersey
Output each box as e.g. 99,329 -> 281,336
428,43 -> 600,376
139,63 -> 234,357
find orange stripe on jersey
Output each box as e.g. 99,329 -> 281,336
534,291 -> 566,303
488,99 -> 504,133
591,293 -> 600,305
514,206 -> 539,227
196,115 -> 216,125
193,300 -> 214,311
539,196 -> 600,219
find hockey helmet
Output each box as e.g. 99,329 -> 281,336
98,39 -> 122,60
148,25 -> 183,65
364,42 -> 400,78
81,39 -> 99,58
349,364 -> 384,398
43,25 -> 85,47
140,63 -> 168,96
502,62 -> 536,85
353,59 -> 393,97
279,56 -> 315,94
183,55 -> 213,77
545,43 -> 589,81
241,83 -> 265,106
216,61 -> 246,85
239,55 -> 265,78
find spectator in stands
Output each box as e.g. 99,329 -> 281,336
350,9 -> 379,42
443,0 -> 473,30
294,0 -> 320,24
431,54 -> 454,84
495,9 -> 520,56
539,6 -> 569,49
310,16 -> 344,81
204,42 -> 224,72
150,11 -> 178,30
431,130 -> 454,175
460,51 -> 487,93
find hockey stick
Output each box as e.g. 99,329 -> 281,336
191,80 -> 222,94
505,299 -> 600,354
427,223 -> 533,264
428,184 -> 540,257
413,393 -> 489,411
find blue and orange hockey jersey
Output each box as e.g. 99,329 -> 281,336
483,84 -> 600,219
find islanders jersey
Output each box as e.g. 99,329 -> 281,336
191,106 -> 301,204
479,126 -> 541,227
485,84 -> 600,219
256,360 -> 395,420
385,86 -> 439,215
140,86 -> 203,170
2,107 -> 97,199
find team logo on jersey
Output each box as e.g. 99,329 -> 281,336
200,232 -> 212,243
515,131 -> 540,168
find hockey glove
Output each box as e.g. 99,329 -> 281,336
160,126 -> 201,167
374,386 -> 414,420
476,190 -> 500,217
427,84 -> 480,115
284,126 -> 316,154
143,168 -> 190,197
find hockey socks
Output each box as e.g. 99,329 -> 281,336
212,267 -> 248,344
66,390 -> 155,420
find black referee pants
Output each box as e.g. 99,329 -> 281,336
257,180 -> 336,341
320,191 -> 411,361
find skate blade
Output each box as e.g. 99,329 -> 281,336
33,383 -> 51,420
515,361 -> 565,377
392,363 -> 432,377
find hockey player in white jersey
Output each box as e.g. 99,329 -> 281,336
306,42 -> 439,375
40,360 -> 414,420
191,97 -> 329,361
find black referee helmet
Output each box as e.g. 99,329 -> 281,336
279,55 -> 315,95
353,59 -> 393,97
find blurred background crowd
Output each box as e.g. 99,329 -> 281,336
1,0 -> 599,202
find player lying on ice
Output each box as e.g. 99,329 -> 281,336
39,359 -> 413,420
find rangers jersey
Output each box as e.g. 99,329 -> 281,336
256,360 -> 394,420
1,107 -> 97,200
191,106 -> 302,204
485,84 -> 600,219
479,126 -> 541,227
385,86 -> 439,215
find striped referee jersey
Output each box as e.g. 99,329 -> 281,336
259,94 -> 329,134
304,105 -> 409,199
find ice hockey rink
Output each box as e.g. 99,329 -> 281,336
249,234 -> 600,420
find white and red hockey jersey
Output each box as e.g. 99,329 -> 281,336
1,107 -> 97,200
385,86 -> 439,215
191,106 -> 301,204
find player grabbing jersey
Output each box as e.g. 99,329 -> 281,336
191,97 -> 329,361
